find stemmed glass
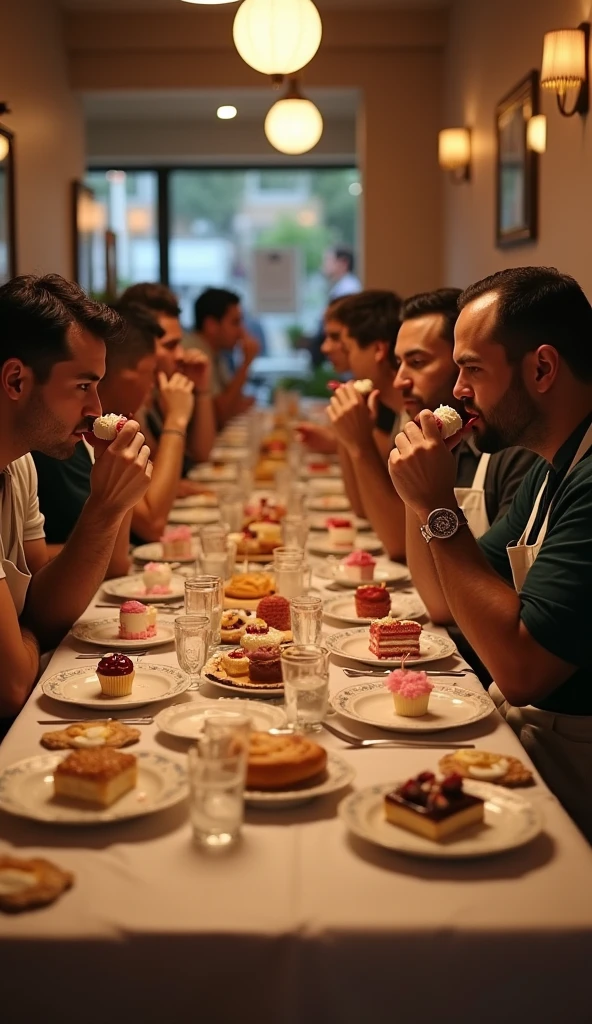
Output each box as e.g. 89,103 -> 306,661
174,614 -> 210,692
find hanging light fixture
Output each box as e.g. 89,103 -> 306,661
233,0 -> 322,81
264,79 -> 323,155
180,1 -> 239,5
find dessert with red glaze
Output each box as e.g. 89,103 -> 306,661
221,648 -> 249,676
220,610 -> 249,644
247,645 -> 283,684
341,549 -> 376,582
369,618 -> 422,659
385,668 -> 433,716
160,526 -> 193,560
256,594 -> 291,632
384,771 -> 484,841
355,583 -> 391,619
142,562 -> 172,595
96,653 -> 135,697
119,601 -> 157,640
327,517 -> 356,548
241,623 -> 283,651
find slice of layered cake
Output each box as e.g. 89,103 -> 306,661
369,618 -> 422,659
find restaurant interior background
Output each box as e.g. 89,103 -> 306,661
1,0 -> 591,385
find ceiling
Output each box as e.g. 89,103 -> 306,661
83,87 -> 359,122
63,0 -> 447,9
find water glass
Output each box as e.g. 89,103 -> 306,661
273,547 -> 310,600
287,436 -> 304,475
282,514 -> 310,550
174,614 -> 210,691
185,576 -> 224,647
199,538 -> 237,581
200,524 -> 229,555
219,486 -> 244,533
285,483 -> 308,516
280,645 -> 330,733
274,466 -> 292,503
203,712 -> 251,757
188,740 -> 247,849
290,595 -> 323,646
237,465 -> 254,501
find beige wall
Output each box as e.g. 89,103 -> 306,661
66,8 -> 447,299
444,0 -> 592,294
3,0 -> 85,277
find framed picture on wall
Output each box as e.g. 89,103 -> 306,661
0,123 -> 17,284
72,180 -> 102,292
495,70 -> 539,247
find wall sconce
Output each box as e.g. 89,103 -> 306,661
541,22 -> 590,117
438,128 -> 471,182
527,114 -> 547,153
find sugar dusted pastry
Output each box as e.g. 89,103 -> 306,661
118,602 -> 157,641
433,405 -> 463,440
92,413 -> 127,441
143,562 -> 172,595
241,623 -> 283,651
220,609 -> 250,644
439,750 -> 534,787
384,771 -> 484,842
53,748 -> 138,808
42,719 -> 140,750
96,653 -> 136,696
221,648 -> 249,676
0,856 -> 74,913
385,668 -> 433,716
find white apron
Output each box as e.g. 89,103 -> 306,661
490,422 -> 592,841
454,452 -> 491,539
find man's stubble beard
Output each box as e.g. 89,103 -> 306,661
18,389 -> 79,460
472,369 -> 542,454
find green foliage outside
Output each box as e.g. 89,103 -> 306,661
277,365 -> 335,398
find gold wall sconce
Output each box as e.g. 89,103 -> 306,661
541,22 -> 590,117
438,128 -> 471,183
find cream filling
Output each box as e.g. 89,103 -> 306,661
73,726 -> 110,748
468,759 -> 509,781
0,869 -> 37,895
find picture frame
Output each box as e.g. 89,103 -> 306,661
72,180 -> 101,292
495,70 -> 539,247
0,123 -> 17,284
105,229 -> 117,300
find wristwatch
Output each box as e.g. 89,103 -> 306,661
420,507 -> 468,544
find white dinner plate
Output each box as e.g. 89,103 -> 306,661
102,574 -> 186,603
42,663 -> 189,710
167,506 -> 221,526
308,514 -> 371,532
173,494 -> 219,509
323,591 -> 426,627
210,447 -> 249,463
202,652 -> 284,699
324,627 -> 457,667
312,557 -> 410,588
308,536 -> 383,557
0,751 -> 188,826
339,780 -> 543,859
331,680 -> 495,733
188,463 -> 238,483
155,698 -> 287,740
306,495 -> 351,513
132,542 -> 198,564
246,752 -> 355,808
307,478 -> 346,496
70,618 -> 175,650
300,464 -> 342,480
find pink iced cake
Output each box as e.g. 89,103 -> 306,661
160,526 -> 193,560
369,618 -> 422,659
326,517 -> 356,548
341,549 -> 376,582
385,668 -> 433,717
119,601 -> 157,640
142,562 -> 172,595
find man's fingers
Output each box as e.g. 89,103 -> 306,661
136,444 -> 152,469
418,409 -> 443,442
157,372 -> 168,391
394,430 -> 412,453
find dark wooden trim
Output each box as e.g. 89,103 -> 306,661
0,123 -> 17,280
495,69 -> 539,248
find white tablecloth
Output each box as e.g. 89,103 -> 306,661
1,567 -> 592,1024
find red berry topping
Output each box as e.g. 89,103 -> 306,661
441,773 -> 464,795
228,648 -> 247,660
399,779 -> 422,802
97,653 -> 134,676
417,771 -> 436,784
245,624 -> 269,635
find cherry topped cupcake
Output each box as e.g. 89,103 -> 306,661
355,583 -> 391,620
96,654 -> 135,697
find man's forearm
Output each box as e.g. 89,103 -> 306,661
348,444 -> 406,561
215,363 -> 251,427
106,510 -> 132,579
187,393 -> 216,463
406,509 -> 453,624
132,430 -> 185,541
337,445 -> 366,518
0,627 -> 40,718
24,497 -> 125,649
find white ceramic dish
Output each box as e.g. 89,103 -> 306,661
173,494 -> 219,509
102,574 -> 186,603
306,495 -> 351,513
324,627 -> 457,667
188,464 -> 238,483
331,680 -> 495,733
246,752 -> 355,809
155,698 -> 287,740
308,514 -> 371,532
307,536 -> 383,557
42,663 -> 189,710
167,507 -> 222,526
323,591 -> 426,627
70,618 -> 175,650
132,542 -> 197,564
312,558 -> 410,588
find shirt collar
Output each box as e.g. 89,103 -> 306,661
552,412 -> 592,471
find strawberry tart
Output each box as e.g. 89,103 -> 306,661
119,601 -> 157,640
160,526 -> 193,560
369,618 -> 422,659
341,550 -> 376,582
142,562 -> 172,595
355,584 -> 391,619
385,667 -> 433,716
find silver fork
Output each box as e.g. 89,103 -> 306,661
322,719 -> 475,750
74,651 -> 149,659
342,667 -> 466,678
37,716 -> 153,725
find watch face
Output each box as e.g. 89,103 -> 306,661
427,508 -> 459,539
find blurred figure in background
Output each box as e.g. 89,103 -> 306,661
297,298 -> 349,455
324,246 -> 362,302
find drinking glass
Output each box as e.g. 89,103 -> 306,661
287,436 -> 304,475
237,465 -> 254,502
174,614 -> 210,692
203,712 -> 251,757
185,576 -> 224,648
273,547 -> 310,600
285,483 -> 308,516
200,524 -> 229,555
290,595 -> 323,646
280,645 -> 330,733
219,486 -> 244,533
282,514 -> 310,550
188,740 -> 247,849
274,466 -> 292,503
199,538 -> 237,581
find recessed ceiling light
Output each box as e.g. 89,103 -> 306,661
217,105 -> 238,120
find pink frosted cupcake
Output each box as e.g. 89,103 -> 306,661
160,526 -> 193,560
385,669 -> 434,717
119,601 -> 157,640
341,549 -> 376,582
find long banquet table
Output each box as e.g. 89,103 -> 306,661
1,525 -> 592,1022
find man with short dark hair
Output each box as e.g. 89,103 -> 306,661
120,282 -> 215,468
0,275 -> 152,723
187,287 -> 259,428
34,302 -> 196,558
389,267 -> 592,839
323,246 -> 362,301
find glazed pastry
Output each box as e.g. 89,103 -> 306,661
439,750 -> 534,787
225,573 -> 275,602
0,856 -> 74,914
220,610 -> 250,644
42,720 -> 140,750
221,648 -> 250,676
246,732 -> 327,790
384,771 -> 484,842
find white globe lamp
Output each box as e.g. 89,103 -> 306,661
264,81 -> 323,155
233,0 -> 322,78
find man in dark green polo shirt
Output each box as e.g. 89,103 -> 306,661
389,266 -> 592,841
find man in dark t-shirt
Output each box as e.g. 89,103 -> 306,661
390,267 -> 592,840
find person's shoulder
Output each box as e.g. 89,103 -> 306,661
490,446 -> 545,486
8,453 -> 40,489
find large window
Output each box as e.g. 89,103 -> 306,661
85,166 -> 360,354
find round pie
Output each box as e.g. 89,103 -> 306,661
225,573 -> 275,602
246,732 -> 327,790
